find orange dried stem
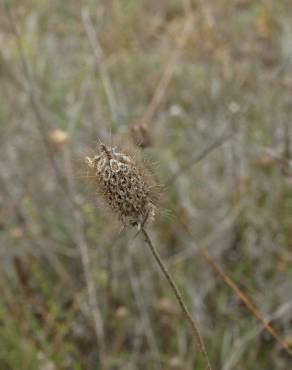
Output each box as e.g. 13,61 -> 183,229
177,216 -> 292,355
198,247 -> 292,356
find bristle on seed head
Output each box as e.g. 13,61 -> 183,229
86,143 -> 156,228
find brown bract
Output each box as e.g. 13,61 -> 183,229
86,144 -> 156,228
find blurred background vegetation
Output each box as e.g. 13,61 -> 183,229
0,0 -> 292,369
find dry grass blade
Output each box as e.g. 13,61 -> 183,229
82,7 -> 119,125
140,13 -> 195,127
63,147 -> 107,364
166,131 -> 233,186
199,247 -> 292,356
180,221 -> 292,357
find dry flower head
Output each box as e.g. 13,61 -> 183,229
86,143 -> 156,228
131,122 -> 152,149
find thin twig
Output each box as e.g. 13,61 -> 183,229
141,229 -> 212,370
223,298 -> 292,370
139,13 -> 195,128
199,247 -> 292,356
180,221 -> 292,357
127,241 -> 162,370
166,131 -> 233,186
62,146 -> 106,364
4,8 -> 106,359
82,7 -> 119,125
4,1 -> 66,193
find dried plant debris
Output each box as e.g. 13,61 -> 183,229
86,143 -> 156,228
131,122 -> 152,149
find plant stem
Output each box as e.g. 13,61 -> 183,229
142,229 -> 212,370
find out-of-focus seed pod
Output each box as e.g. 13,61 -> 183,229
131,123 -> 152,149
49,129 -> 69,145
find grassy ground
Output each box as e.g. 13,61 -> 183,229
0,1 -> 292,369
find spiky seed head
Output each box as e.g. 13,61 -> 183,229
86,143 -> 156,228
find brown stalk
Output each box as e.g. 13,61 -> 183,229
142,229 -> 212,370
199,247 -> 292,356
180,221 -> 292,356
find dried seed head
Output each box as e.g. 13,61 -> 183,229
131,123 -> 152,149
86,143 -> 156,228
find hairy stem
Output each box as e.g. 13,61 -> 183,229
142,229 -> 212,370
